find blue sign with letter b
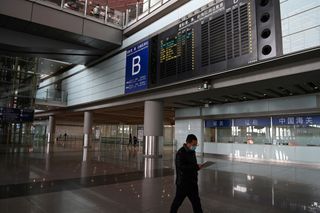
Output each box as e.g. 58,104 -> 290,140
125,41 -> 149,94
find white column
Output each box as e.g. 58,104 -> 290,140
144,100 -> 164,157
83,111 -> 93,148
47,115 -> 55,144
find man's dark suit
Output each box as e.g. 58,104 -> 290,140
170,144 -> 203,213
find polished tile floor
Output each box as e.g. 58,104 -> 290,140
0,143 -> 320,212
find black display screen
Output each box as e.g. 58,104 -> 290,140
151,0 -> 259,86
0,107 -> 34,123
20,109 -> 35,122
159,27 -> 195,80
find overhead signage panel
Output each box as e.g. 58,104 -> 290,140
0,107 -> 34,123
234,118 -> 271,126
125,40 -> 149,94
273,115 -> 320,126
205,119 -> 232,128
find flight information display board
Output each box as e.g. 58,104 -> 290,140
0,107 -> 34,123
152,0 -> 259,86
159,27 -> 195,81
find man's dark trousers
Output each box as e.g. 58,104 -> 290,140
170,183 -> 203,213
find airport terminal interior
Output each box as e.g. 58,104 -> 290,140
1,0 -> 320,212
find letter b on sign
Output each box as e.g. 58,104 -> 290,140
132,56 -> 141,76
125,40 -> 149,94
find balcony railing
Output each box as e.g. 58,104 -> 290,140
126,0 -> 171,27
32,0 -> 124,27
30,0 -> 173,28
36,89 -> 68,105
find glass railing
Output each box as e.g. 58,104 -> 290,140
34,0 -> 124,27
106,7 -> 124,26
36,89 -> 68,104
31,0 -> 173,28
125,0 -> 172,27
63,0 -> 85,14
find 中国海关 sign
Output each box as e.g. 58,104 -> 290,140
273,115 -> 320,126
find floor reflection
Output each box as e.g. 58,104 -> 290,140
0,143 -> 319,212
82,147 -> 88,162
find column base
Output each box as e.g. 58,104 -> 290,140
83,134 -> 89,148
143,157 -> 163,178
144,136 -> 163,157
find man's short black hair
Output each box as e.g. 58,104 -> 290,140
186,134 -> 197,143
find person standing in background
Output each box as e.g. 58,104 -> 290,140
128,133 -> 133,146
133,136 -> 138,147
64,132 -> 67,141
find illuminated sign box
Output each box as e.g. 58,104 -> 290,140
0,107 -> 34,123
273,115 -> 320,126
234,118 -> 271,126
205,119 -> 232,128
125,41 -> 149,94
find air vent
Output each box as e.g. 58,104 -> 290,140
261,12 -> 270,23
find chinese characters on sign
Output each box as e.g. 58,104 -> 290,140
234,118 -> 271,127
205,119 -> 231,128
273,115 -> 320,126
125,41 -> 149,94
0,107 -> 34,123
205,115 -> 320,128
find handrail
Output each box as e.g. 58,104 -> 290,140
36,89 -> 68,104
28,0 -> 173,29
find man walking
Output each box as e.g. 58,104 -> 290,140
170,134 -> 203,213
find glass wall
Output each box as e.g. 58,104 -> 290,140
231,126 -> 271,145
0,56 -> 38,145
164,125 -> 174,145
33,124 -> 47,144
205,115 -> 320,146
96,124 -> 174,146
97,124 -> 141,144
280,0 -> 320,54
